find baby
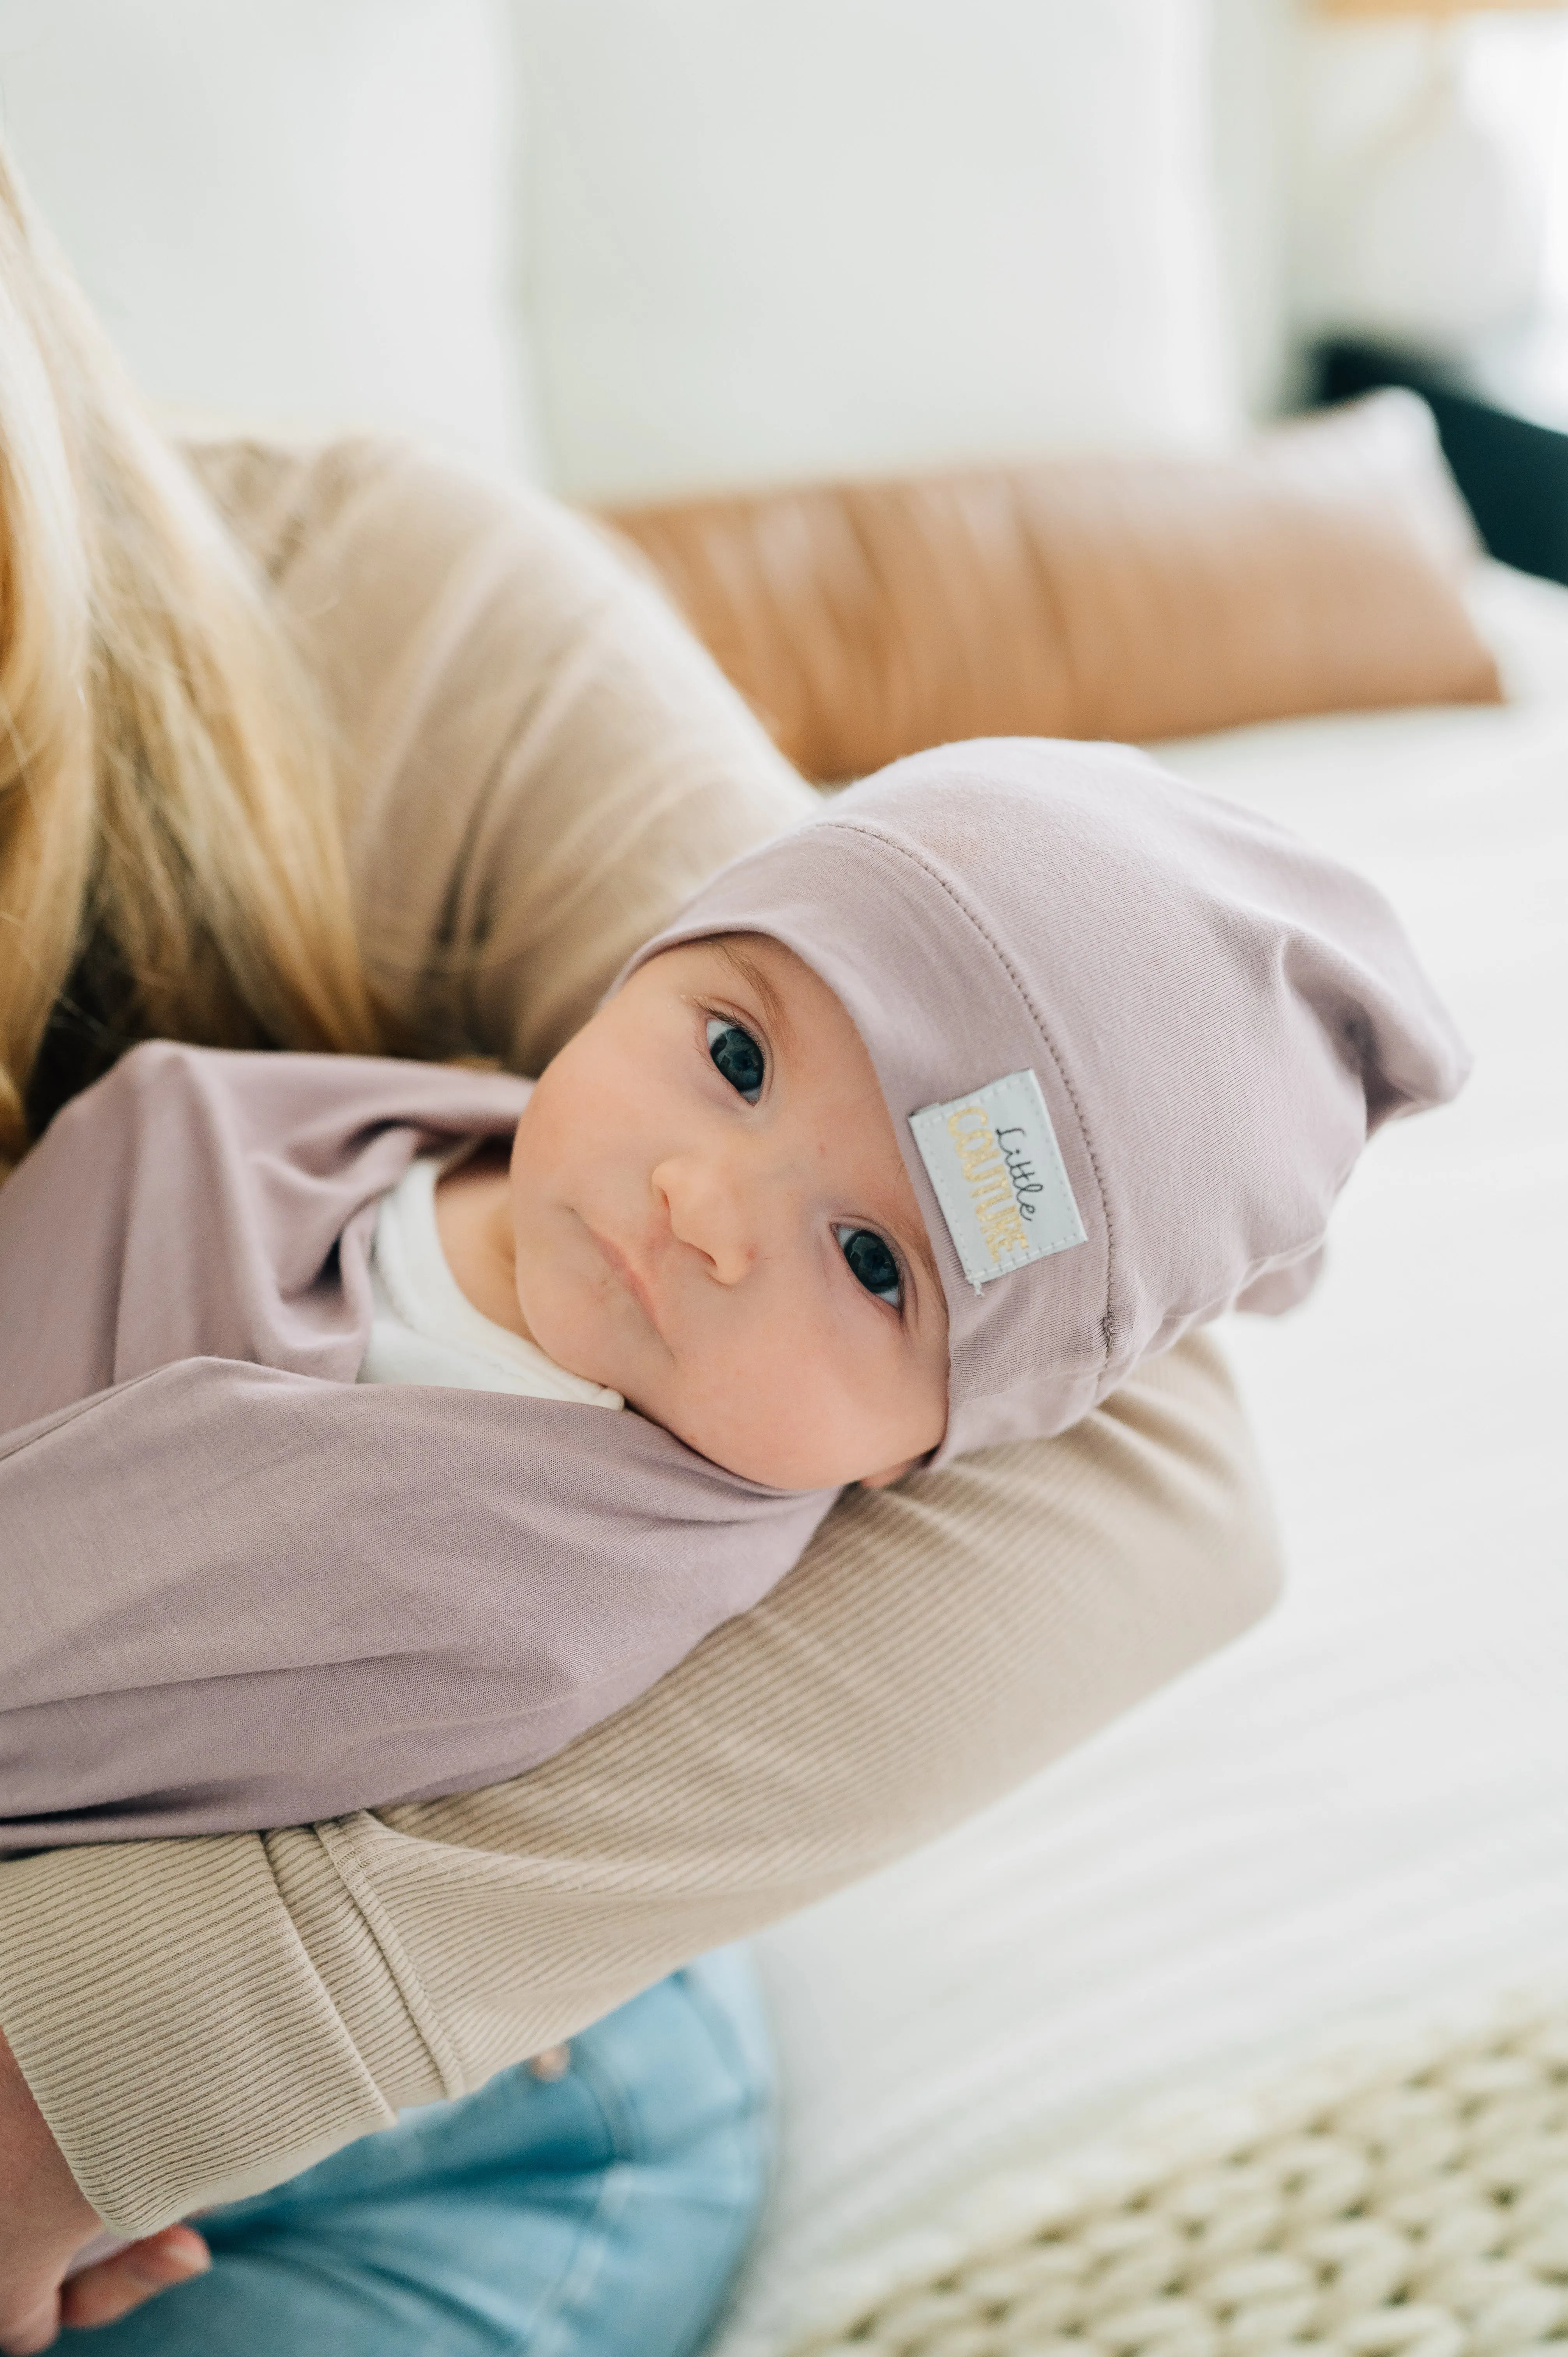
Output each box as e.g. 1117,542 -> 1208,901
383,925 -> 949,1493
0,739 -> 1467,1845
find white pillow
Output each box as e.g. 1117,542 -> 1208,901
515,0 -> 1237,504
0,0 -> 536,474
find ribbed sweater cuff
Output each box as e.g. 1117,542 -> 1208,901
0,1832 -> 399,2234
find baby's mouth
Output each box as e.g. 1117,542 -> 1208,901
584,1219 -> 662,1333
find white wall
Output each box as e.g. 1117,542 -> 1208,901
7,1 -> 1441,502
0,0 -> 535,473
513,0 -> 1238,504
1210,0 -> 1294,419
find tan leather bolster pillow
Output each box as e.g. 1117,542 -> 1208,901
602,391 -> 1501,783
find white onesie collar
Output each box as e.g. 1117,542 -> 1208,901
369,1151 -> 623,1408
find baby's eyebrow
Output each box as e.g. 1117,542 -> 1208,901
713,937 -> 793,1047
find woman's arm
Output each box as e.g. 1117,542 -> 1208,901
0,1329 -> 1279,2237
183,435 -> 816,1078
0,439 -> 1277,2257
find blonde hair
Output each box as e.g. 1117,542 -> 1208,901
0,144 -> 381,1173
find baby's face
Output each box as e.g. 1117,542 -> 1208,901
508,935 -> 950,1489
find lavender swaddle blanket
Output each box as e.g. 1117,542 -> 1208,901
0,1046 -> 837,1845
0,740 -> 1468,1844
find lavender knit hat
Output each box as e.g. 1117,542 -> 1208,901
626,739 -> 1469,1463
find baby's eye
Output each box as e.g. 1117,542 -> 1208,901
706,1016 -> 765,1104
836,1225 -> 902,1309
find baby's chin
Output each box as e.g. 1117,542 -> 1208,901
511,1278 -> 619,1394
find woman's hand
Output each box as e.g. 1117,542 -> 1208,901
0,2030 -> 208,2351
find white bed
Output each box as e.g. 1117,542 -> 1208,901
716,562 -> 1568,2357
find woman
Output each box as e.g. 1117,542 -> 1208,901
0,150 -> 1279,2355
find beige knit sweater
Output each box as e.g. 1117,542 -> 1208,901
0,441 -> 1282,2239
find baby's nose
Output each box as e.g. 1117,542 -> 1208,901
654,1151 -> 763,1285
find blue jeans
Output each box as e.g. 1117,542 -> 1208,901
84,1950 -> 773,2357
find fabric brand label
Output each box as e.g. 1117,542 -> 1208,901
909,1068 -> 1087,1294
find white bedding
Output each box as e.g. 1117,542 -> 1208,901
716,561 -> 1568,2357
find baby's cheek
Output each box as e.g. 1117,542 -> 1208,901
676,1329 -> 880,1488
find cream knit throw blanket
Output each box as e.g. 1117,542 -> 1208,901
768,1986 -> 1568,2357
